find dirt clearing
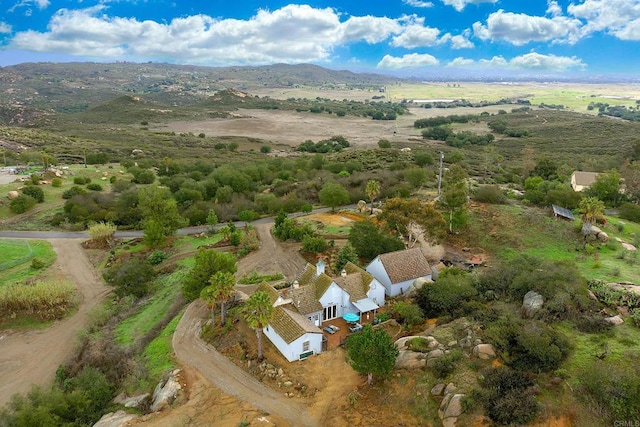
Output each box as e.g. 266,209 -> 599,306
0,239 -> 110,407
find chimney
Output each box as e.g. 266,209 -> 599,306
341,269 -> 347,277
292,280 -> 299,289
316,260 -> 325,276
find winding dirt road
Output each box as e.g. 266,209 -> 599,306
170,223 -> 319,426
0,239 -> 110,407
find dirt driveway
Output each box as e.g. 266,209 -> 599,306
0,239 -> 110,407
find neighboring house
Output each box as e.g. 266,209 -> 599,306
571,171 -> 599,192
366,247 -> 432,297
258,260 -> 385,361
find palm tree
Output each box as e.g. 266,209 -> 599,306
579,196 -> 605,246
243,289 -> 274,361
200,285 -> 218,325
365,179 -> 380,214
163,156 -> 170,174
210,271 -> 236,325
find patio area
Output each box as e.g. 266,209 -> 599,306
321,312 -> 378,349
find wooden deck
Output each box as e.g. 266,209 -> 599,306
321,313 -> 377,349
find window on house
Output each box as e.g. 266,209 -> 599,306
323,304 -> 337,320
303,341 -> 310,352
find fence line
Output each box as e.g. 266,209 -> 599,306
0,240 -> 34,271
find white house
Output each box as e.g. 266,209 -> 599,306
263,306 -> 323,362
366,247 -> 433,297
258,260 -> 386,361
571,171 -> 599,192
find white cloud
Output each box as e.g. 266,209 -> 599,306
341,15 -> 401,44
568,0 -> 640,41
509,52 -> 586,70
479,56 -> 509,67
403,0 -> 434,7
0,22 -> 12,33
546,1 -> 563,17
441,0 -> 497,12
8,5 -> 406,65
450,30 -> 474,48
447,57 -> 475,67
473,9 -> 583,45
9,0 -> 49,12
391,23 -> 442,48
452,52 -> 585,71
377,53 -> 439,69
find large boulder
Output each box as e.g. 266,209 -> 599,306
357,200 -> 367,213
7,190 -> 19,200
395,350 -> 427,369
93,410 -> 138,427
604,315 -> 624,326
522,290 -> 544,318
473,344 -> 496,360
150,370 -> 183,412
438,393 -> 465,427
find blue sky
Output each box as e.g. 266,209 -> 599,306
1,0 -> 639,76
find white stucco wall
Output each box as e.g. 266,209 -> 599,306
367,278 -> 386,307
263,326 -> 323,362
366,257 -> 393,295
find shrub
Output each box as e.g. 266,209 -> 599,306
62,186 -> 87,199
485,318 -> 571,372
86,183 -> 103,191
103,257 -> 156,298
433,350 -> 463,379
415,273 -> 477,318
378,139 -> 392,148
260,145 -> 272,153
302,236 -> 328,253
474,185 -> 508,204
148,250 -> 167,265
73,176 -> 89,185
9,194 -> 37,214
21,185 -> 45,203
88,222 -> 117,247
618,202 -> 640,223
577,360 -> 640,423
391,301 -> 424,327
30,258 -> 45,269
475,367 -> 539,425
51,178 -> 63,187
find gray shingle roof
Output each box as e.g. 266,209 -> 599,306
378,247 -> 432,284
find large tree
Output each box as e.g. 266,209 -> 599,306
200,271 -> 236,326
345,324 -> 399,385
348,220 -> 404,262
138,185 -> 187,247
243,290 -> 274,361
585,169 -> 623,207
182,248 -> 237,300
365,179 -> 380,214
440,165 -> 468,233
377,197 -> 446,245
318,181 -> 350,212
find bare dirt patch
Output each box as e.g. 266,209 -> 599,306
0,239 -> 110,407
303,212 -> 359,227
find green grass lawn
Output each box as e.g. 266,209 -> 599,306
0,239 -> 57,285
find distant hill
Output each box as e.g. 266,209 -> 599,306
0,62 -> 399,114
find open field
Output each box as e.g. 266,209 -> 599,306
256,82 -> 640,113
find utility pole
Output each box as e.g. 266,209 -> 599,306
437,151 -> 444,195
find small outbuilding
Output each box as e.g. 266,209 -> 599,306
571,171 -> 599,192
